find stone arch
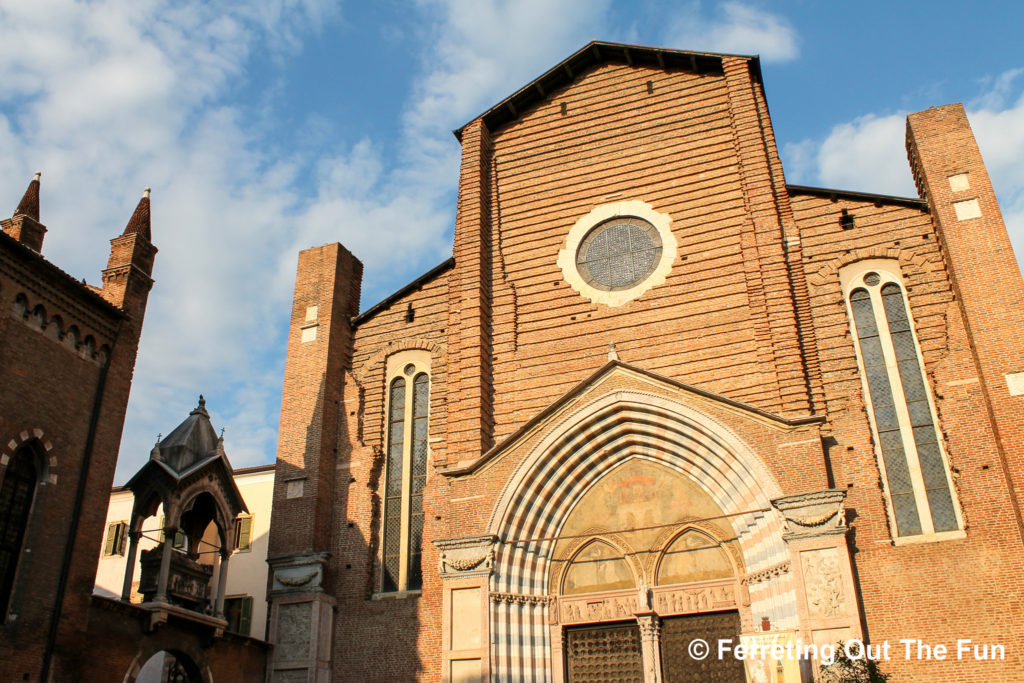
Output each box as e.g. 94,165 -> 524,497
653,526 -> 738,586
44,313 -> 64,341
12,292 -> 28,318
169,486 -> 235,553
809,245 -> 941,288
486,390 -> 795,678
553,534 -> 640,597
2,428 -> 56,485
30,303 -> 46,329
353,338 -> 446,388
122,645 -> 213,683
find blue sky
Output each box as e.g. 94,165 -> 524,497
1,1 -> 1022,482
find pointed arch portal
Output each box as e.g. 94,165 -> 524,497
485,391 -> 797,682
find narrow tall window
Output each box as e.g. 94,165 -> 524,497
0,447 -> 38,617
381,358 -> 430,593
844,262 -> 961,538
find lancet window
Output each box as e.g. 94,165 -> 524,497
381,354 -> 430,593
842,260 -> 961,538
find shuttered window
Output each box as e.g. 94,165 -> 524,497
104,521 -> 129,556
233,515 -> 253,552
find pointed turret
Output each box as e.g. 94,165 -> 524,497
122,187 -> 151,240
2,172 -> 47,252
100,187 -> 157,313
15,171 -> 40,221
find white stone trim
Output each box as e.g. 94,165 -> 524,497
557,200 -> 677,307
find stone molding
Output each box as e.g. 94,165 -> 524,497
740,560 -> 792,585
490,592 -> 551,606
268,552 -> 330,595
435,534 -> 497,579
771,489 -> 847,541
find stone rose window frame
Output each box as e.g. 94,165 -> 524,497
558,200 -> 677,307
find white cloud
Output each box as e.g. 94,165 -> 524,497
783,113 -> 915,196
0,0 -> 354,480
399,0 -> 612,189
662,2 -> 798,63
780,68 -> 1024,275
0,0 -> 623,481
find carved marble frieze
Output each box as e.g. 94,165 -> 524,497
771,489 -> 847,541
268,552 -> 329,595
435,534 -> 497,579
552,579 -> 738,626
652,579 -> 737,616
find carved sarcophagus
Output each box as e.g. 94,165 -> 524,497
139,546 -> 213,608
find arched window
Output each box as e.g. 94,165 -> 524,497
381,355 -> 430,593
0,446 -> 39,617
842,261 -> 961,538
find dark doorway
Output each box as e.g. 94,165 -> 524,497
661,611 -> 745,682
565,622 -> 644,683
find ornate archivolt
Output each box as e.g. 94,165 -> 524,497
484,389 -> 797,680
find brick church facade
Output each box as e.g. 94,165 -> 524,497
265,43 -> 1024,681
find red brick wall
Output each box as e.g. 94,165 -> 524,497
277,58 -> 1024,681
0,225 -> 152,682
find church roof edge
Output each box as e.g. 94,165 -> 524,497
453,41 -> 759,140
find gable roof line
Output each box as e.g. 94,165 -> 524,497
787,184 -> 928,210
453,40 -> 760,140
440,359 -> 824,477
351,257 -> 455,328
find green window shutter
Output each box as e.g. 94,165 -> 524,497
235,516 -> 252,551
239,596 -> 252,635
104,523 -> 117,556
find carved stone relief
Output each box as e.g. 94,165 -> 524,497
268,551 -> 328,595
435,534 -> 497,579
771,489 -> 847,541
800,548 -> 846,619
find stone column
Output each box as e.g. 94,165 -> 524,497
636,612 -> 663,683
121,529 -> 141,602
214,548 -> 231,618
154,526 -> 174,603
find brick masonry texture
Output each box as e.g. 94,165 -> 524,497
267,46 -> 1024,681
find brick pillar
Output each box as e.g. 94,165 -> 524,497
445,119 -> 495,467
906,104 -> 1024,546
266,243 -> 362,682
723,57 -> 820,417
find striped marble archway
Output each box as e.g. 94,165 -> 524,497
486,390 -> 798,681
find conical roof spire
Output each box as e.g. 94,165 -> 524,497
122,187 -> 151,240
14,172 -> 40,221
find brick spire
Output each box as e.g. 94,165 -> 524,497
122,187 -> 151,240
14,172 -> 40,220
